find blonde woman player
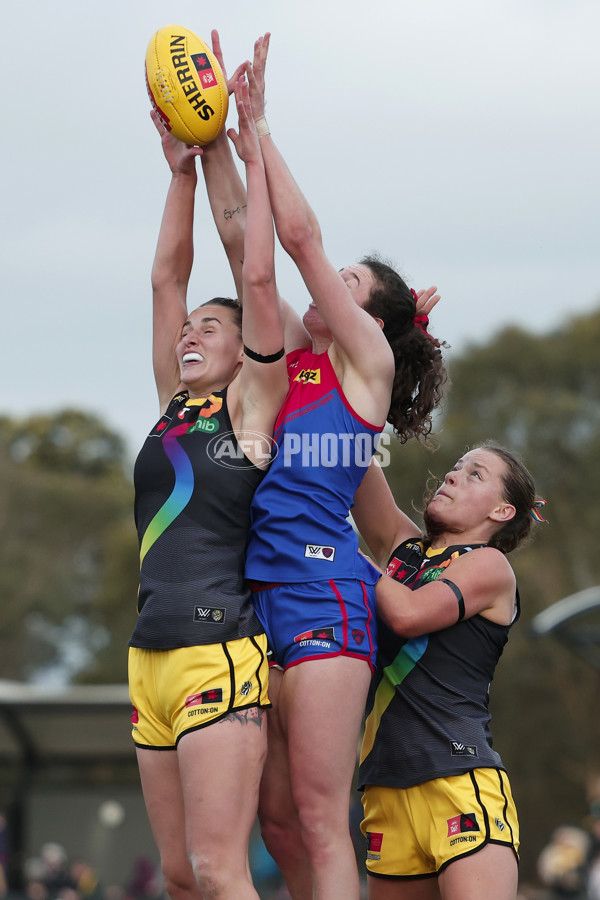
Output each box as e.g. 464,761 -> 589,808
352,443 -> 546,900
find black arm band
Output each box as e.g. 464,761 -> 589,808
243,345 -> 285,364
439,578 -> 465,622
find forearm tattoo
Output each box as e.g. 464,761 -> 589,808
223,204 -> 247,221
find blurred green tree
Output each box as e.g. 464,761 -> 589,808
0,410 -> 138,684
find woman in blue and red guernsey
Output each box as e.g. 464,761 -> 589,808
352,442 -> 547,900
239,36 -> 448,900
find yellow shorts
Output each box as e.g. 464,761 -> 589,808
361,768 -> 519,878
128,635 -> 271,749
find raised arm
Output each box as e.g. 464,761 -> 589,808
375,547 -> 518,637
198,30 -> 248,301
150,112 -> 203,412
352,458 -> 421,569
227,75 -> 288,433
249,36 -> 393,388
200,31 -> 308,352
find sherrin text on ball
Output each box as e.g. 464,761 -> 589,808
145,25 -> 228,146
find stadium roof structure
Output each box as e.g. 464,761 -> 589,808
0,681 -> 138,889
0,679 -> 134,769
530,586 -> 600,671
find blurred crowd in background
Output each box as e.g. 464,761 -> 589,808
1,798 -> 600,900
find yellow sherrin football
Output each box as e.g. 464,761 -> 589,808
145,25 -> 228,146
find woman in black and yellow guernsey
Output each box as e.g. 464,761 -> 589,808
352,442 -> 546,900
128,67 -> 287,900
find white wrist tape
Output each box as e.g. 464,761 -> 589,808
254,115 -> 270,138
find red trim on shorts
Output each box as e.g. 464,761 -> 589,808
329,579 -> 350,650
362,580 -> 376,661
329,578 -> 376,666
284,651 -> 374,674
248,580 -> 283,592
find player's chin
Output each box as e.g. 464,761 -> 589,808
423,504 -> 444,529
302,307 -> 330,338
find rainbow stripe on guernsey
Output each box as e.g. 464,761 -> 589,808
139,423 -> 193,564
360,635 -> 428,763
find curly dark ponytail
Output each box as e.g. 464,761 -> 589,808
361,255 -> 448,443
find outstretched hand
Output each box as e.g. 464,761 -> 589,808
211,29 -> 246,96
414,286 -> 441,316
227,75 -> 261,164
150,109 -> 202,175
247,32 -> 270,120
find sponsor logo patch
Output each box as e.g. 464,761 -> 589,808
187,706 -> 219,718
451,741 -> 478,757
188,417 -> 219,434
185,688 -> 223,708
304,544 -> 335,561
385,557 -> 418,582
294,627 -> 335,644
366,831 -> 383,860
151,417 -> 171,437
447,813 -> 480,837
194,606 -> 226,623
295,368 -> 321,384
190,52 -> 218,89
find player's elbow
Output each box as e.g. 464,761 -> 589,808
395,618 -> 426,639
151,260 -> 183,295
242,261 -> 276,292
378,604 -> 423,639
276,218 -> 321,260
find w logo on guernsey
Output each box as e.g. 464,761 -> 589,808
304,544 -> 335,561
451,741 -> 478,757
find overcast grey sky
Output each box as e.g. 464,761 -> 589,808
2,0 -> 599,459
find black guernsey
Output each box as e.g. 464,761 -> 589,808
359,539 -> 519,789
130,390 -> 266,649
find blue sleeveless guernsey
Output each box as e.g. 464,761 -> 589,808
245,348 -> 383,584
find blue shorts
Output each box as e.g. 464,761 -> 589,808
250,579 -> 377,671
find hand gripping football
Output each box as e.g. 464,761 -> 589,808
145,25 -> 228,146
